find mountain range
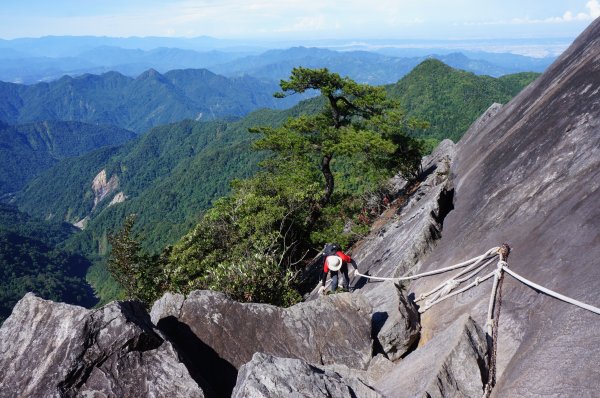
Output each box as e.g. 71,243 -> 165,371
1,18 -> 598,396
0,38 -> 555,84
210,47 -> 551,84
11,60 -> 539,305
0,68 -> 298,133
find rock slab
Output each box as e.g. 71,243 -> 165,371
365,280 -> 420,361
151,290 -> 373,395
376,314 -> 488,398
351,138 -> 456,287
232,353 -> 383,398
409,16 -> 600,397
0,293 -> 204,398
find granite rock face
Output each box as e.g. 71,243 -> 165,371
151,290 -> 373,395
351,138 -> 456,288
376,315 -> 488,398
364,281 -> 420,361
0,293 -> 204,398
408,18 -> 600,397
232,353 -> 383,398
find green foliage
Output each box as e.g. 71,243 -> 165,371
150,68 -> 425,305
0,69 -> 300,133
85,256 -> 123,306
0,121 -> 135,196
205,254 -> 301,305
163,170 -> 317,306
107,215 -> 167,304
387,59 -> 540,142
0,204 -> 96,324
257,68 -> 425,212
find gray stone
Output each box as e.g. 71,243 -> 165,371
407,18 -> 600,396
364,281 -> 420,361
376,315 -> 488,398
350,138 -> 456,291
0,293 -> 204,398
232,353 -> 383,398
366,354 -> 395,384
151,290 -> 373,395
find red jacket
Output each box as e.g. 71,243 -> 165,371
323,251 -> 352,273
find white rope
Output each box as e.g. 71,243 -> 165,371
416,256 -> 496,302
502,266 -> 600,315
419,271 -> 496,313
485,261 -> 504,335
355,247 -> 499,282
353,245 -> 600,317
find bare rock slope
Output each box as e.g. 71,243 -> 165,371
0,294 -> 205,398
150,290 -> 373,396
406,17 -> 600,397
376,315 -> 488,398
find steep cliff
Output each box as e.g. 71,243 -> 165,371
399,17 -> 600,396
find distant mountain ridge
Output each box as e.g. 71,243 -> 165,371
0,40 -> 555,84
0,68 -> 297,133
211,46 -> 550,84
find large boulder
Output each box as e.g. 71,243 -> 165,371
364,281 -> 420,361
232,353 -> 383,398
0,293 -> 204,398
151,290 -> 373,395
376,315 -> 488,397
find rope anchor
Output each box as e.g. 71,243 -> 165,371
354,242 -> 600,398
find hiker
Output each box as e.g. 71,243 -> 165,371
319,243 -> 359,294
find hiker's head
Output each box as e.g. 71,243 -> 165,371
327,256 -> 342,271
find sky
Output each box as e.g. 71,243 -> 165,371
0,0 -> 599,41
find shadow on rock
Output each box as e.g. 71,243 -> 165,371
157,316 -> 238,398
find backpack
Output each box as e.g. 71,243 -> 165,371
322,242 -> 340,257
319,243 -> 340,271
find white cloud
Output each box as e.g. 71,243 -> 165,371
465,0 -> 599,26
587,0 -> 600,18
276,15 -> 328,33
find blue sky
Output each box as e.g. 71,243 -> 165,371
0,0 -> 598,40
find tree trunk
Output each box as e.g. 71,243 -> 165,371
306,155 -> 334,228
321,155 -> 334,206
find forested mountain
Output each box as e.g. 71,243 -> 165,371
13,107 -> 315,302
17,101 -> 322,252
387,59 -> 540,142
15,61 -> 538,260
0,69 -> 298,133
0,120 -> 135,196
0,204 -> 96,324
6,60 -> 538,304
